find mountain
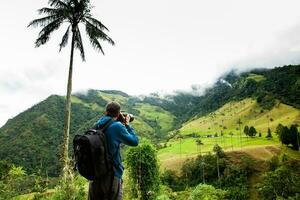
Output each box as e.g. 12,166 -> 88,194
0,65 -> 299,176
180,98 -> 300,136
0,90 -> 176,176
143,65 -> 300,123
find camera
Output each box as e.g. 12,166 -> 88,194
117,112 -> 134,123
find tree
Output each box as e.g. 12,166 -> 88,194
257,165 -> 300,200
266,128 -> 272,139
248,126 -> 257,137
213,144 -> 225,158
126,143 -> 160,200
213,144 -> 224,184
276,124 -> 284,145
237,119 -> 243,149
160,169 -> 182,191
276,124 -> 284,136
0,165 -> 26,199
279,126 -> 292,146
195,139 -> 204,154
243,125 -> 249,136
290,124 -> 299,150
28,0 -> 115,177
195,139 -> 205,184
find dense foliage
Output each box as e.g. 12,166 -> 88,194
0,95 -> 99,176
276,124 -> 300,150
160,145 -> 254,200
257,158 -> 300,199
189,184 -> 227,200
126,142 -> 160,200
0,161 -> 48,200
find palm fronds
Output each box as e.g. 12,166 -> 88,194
59,26 -> 71,51
48,0 -> 70,9
74,27 -> 85,61
86,16 -> 109,31
85,20 -> 114,54
35,18 -> 64,47
30,0 -> 114,55
28,15 -> 61,28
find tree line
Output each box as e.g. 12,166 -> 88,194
276,124 -> 300,150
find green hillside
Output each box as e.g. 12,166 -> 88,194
143,65 -> 300,123
180,98 -> 300,136
133,103 -> 176,138
0,95 -> 99,176
0,90 -> 177,176
158,98 -> 300,171
1,65 -> 300,200
0,65 -> 299,178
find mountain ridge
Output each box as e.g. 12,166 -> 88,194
0,65 -> 299,176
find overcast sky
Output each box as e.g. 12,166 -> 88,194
1,0 -> 300,126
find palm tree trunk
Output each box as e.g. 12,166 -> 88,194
62,31 -> 75,174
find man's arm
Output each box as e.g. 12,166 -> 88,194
117,124 -> 139,146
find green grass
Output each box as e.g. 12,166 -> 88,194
12,189 -> 55,200
246,73 -> 266,82
159,135 -> 279,158
134,103 -> 176,134
158,135 -> 280,171
97,91 -> 127,104
281,145 -> 300,160
71,96 -> 104,111
164,98 -> 300,170
131,116 -> 155,137
180,98 -> 300,137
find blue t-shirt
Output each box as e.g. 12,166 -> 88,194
96,115 -> 139,178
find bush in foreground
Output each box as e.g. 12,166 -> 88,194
189,184 -> 227,200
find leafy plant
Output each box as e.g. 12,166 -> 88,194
189,184 -> 227,200
126,142 -> 160,200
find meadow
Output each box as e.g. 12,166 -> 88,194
158,135 -> 280,171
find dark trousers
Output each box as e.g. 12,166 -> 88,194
88,176 -> 122,200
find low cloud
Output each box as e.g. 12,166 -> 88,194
230,23 -> 300,70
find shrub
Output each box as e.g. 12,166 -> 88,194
189,184 -> 227,200
51,173 -> 87,200
257,164 -> 300,200
126,142 -> 160,200
161,169 -> 183,191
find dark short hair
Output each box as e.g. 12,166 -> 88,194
105,101 -> 121,117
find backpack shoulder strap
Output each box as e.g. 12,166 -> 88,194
99,118 -> 115,132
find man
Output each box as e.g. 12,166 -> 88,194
88,101 -> 139,200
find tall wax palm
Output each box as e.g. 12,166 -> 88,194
28,0 -> 114,175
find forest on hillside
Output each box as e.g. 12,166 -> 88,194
0,65 -> 300,199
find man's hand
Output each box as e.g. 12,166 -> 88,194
125,114 -> 130,126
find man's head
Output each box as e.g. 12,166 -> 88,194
105,101 -> 121,118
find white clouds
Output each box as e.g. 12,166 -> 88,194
1,0 -> 300,126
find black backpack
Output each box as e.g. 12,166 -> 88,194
73,119 -> 114,180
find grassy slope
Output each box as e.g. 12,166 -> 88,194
159,98 -> 300,171
159,136 -> 280,171
180,98 -> 300,136
246,73 -> 266,82
71,96 -> 104,112
97,91 -> 127,105
72,92 -> 175,138
133,103 -> 176,134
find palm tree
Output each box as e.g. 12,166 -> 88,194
28,0 -> 114,176
195,139 -> 203,154
195,139 -> 205,183
237,118 -> 243,150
